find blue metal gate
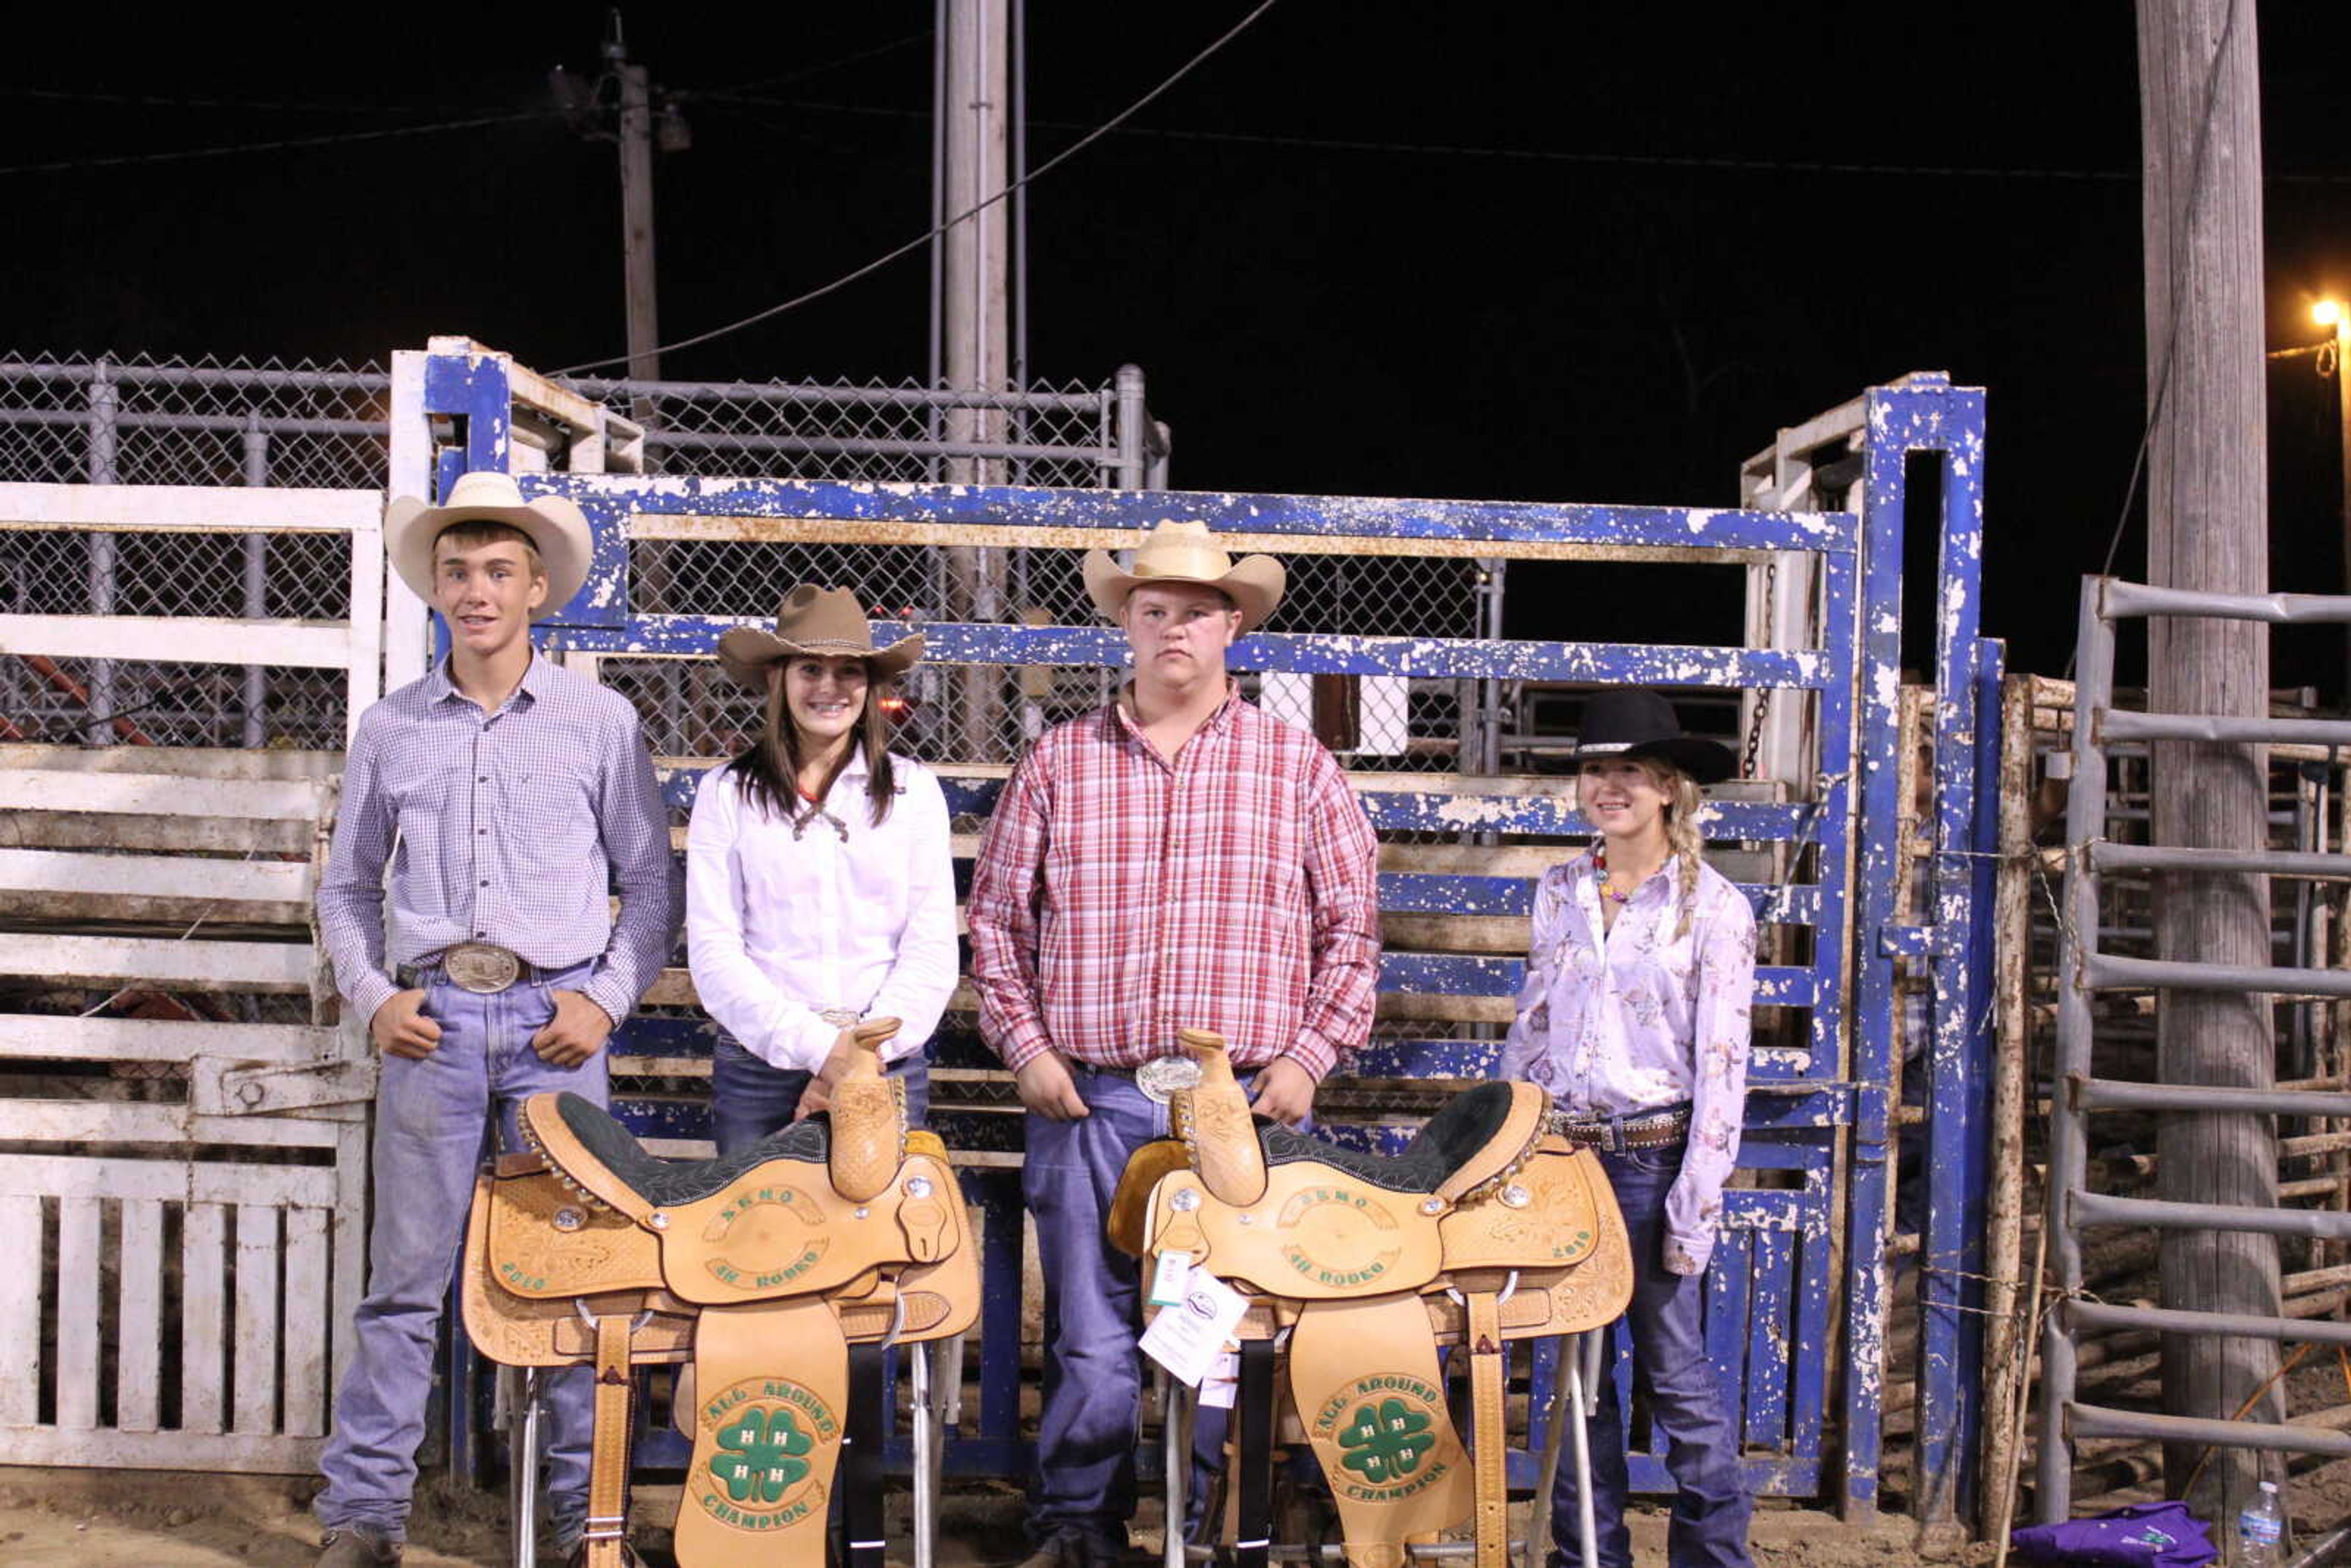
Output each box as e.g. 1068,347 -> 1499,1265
408,348 -> 1998,1521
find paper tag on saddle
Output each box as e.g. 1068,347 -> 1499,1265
1139,1269 -> 1248,1387
1198,1350 -> 1240,1409
1148,1250 -> 1194,1308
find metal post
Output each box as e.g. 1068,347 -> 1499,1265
242,413 -> 269,749
84,358 -> 117,746
2336,310 -> 2350,704
1162,1373 -> 1191,1568
913,1340 -> 936,1568
508,1368 -> 541,1568
1113,363 -> 1147,490
2036,577 -> 2113,1522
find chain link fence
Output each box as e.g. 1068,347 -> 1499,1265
0,353 -> 1494,764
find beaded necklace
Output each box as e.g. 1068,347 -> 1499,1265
1593,846 -> 1631,906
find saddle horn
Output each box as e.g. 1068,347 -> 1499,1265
828,1016 -> 906,1202
1175,1027 -> 1268,1207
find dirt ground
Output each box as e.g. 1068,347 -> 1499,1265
0,1466 -> 1946,1567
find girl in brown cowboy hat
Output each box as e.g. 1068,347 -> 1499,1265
686,585 -> 956,1144
1499,687 -> 1758,1567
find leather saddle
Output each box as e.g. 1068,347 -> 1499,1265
462,1019 -> 978,1568
1111,1029 -> 1633,1568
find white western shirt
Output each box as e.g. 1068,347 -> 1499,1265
685,751 -> 958,1072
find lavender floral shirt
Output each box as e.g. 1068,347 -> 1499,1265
1499,851 -> 1758,1274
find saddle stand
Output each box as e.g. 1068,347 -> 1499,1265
1111,1030 -> 1634,1568
462,1019 -> 980,1568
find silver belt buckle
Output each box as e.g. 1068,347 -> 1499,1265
442,942 -> 523,994
817,1007 -> 860,1029
1134,1055 -> 1203,1105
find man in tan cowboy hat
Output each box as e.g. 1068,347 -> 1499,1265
312,471 -> 681,1567
967,519 -> 1381,1567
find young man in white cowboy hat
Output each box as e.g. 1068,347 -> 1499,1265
312,471 -> 681,1567
967,519 -> 1382,1568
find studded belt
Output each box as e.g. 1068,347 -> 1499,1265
1551,1103 -> 1692,1153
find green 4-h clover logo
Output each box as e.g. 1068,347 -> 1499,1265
1338,1397 -> 1434,1483
709,1406 -> 814,1504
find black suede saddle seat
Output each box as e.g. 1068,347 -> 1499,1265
1254,1081 -> 1523,1194
546,1090 -> 833,1210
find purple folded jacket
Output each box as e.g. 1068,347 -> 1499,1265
2010,1501 -> 2216,1566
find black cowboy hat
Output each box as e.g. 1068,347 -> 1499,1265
1567,688 -> 1738,785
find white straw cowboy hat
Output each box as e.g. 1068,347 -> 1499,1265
383,471 -> 593,621
1081,520 -> 1285,634
716,585 -> 925,686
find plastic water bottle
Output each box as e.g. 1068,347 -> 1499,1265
2236,1479 -> 2285,1567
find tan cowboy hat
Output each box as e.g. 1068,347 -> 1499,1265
716,585 -> 925,685
1081,520 -> 1284,633
383,471 -> 593,620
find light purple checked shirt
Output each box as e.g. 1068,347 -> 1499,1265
317,653 -> 682,1032
1499,852 -> 1758,1274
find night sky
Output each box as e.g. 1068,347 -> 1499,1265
7,4 -> 2350,692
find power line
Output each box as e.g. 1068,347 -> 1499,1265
680,29 -> 931,102
0,108 -> 565,177
0,84 -> 479,114
714,91 -> 2351,187
546,0 -> 1283,377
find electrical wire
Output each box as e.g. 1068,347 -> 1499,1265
544,0 -> 1283,377
0,108 -> 565,177
680,29 -> 931,102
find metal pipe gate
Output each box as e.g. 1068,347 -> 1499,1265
2038,576 -> 2351,1520
393,347 -> 2002,1521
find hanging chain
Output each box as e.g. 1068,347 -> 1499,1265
1742,560 -> 1778,777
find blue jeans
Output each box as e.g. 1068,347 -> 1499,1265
708,1032 -> 931,1153
316,961 -> 604,1548
1024,1062 -> 1284,1550
1550,1142 -> 1752,1568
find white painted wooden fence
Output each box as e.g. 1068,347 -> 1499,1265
0,482 -> 384,1473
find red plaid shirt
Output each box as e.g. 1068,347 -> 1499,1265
967,687 -> 1381,1080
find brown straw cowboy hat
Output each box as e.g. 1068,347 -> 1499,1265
383,471 -> 593,620
716,585 -> 925,686
1081,520 -> 1285,633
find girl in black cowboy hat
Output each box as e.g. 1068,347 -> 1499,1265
685,585 -> 957,1145
1500,687 -> 1759,1567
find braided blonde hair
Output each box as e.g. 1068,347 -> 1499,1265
1636,756 -> 1706,941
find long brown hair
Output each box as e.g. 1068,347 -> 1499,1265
730,659 -> 899,828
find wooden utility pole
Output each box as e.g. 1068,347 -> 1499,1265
2137,0 -> 2278,1528
607,12 -> 661,421
940,0 -> 1011,756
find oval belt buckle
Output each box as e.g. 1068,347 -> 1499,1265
1133,1055 -> 1202,1106
446,942 -> 521,994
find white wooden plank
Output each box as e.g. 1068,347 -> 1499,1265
54,1196 -> 100,1430
116,1198 -> 163,1433
0,1101 -> 345,1149
0,743 -> 341,782
384,353 -> 433,692
281,1207 -> 329,1438
0,768 -> 326,820
0,933 -> 316,994
0,1193 -> 40,1424
0,848 -> 313,905
0,1013 -> 339,1065
329,1120 -> 368,1406
0,1153 -> 336,1208
232,1204 -> 280,1435
181,1202 -> 227,1435
0,614 -> 356,669
0,811 -> 312,856
0,1425 -> 323,1472
0,481 -> 381,534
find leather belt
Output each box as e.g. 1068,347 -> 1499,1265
399,943 -> 573,995
1551,1103 -> 1692,1153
